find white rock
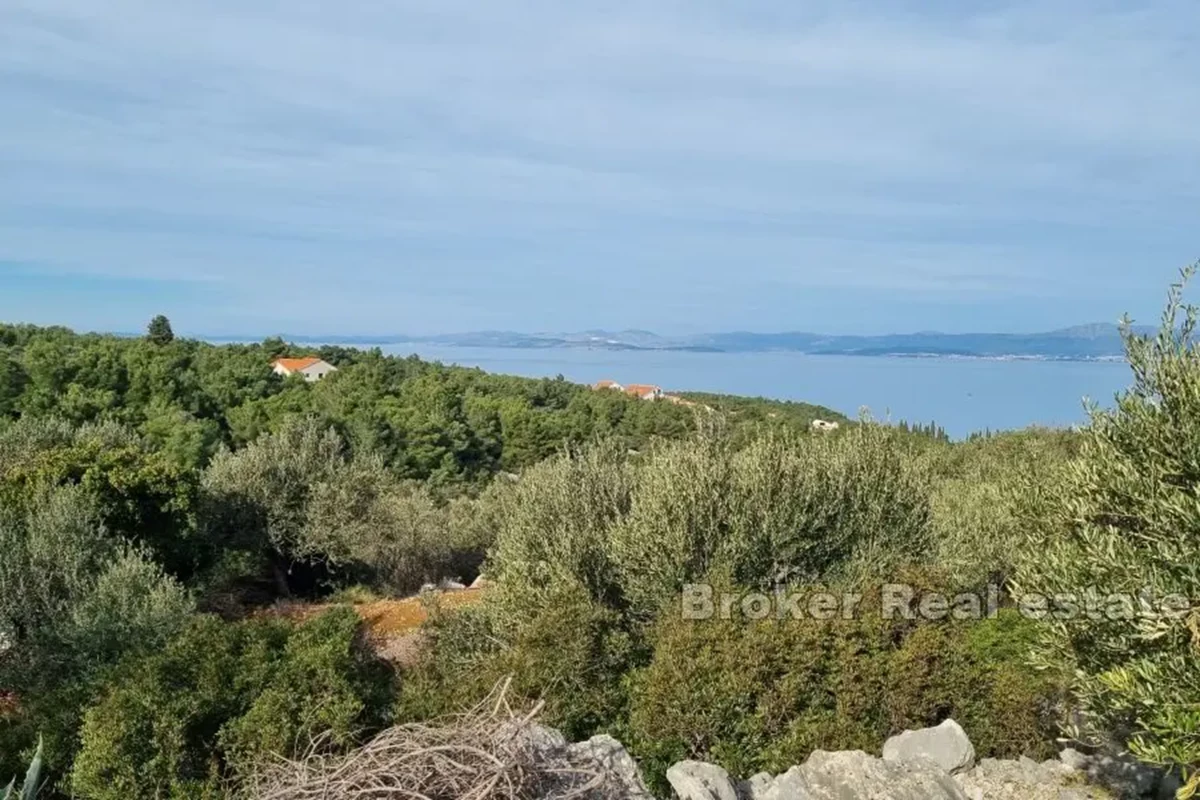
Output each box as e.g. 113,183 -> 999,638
792,753 -> 969,800
667,760 -> 739,800
568,734 -> 655,800
736,772 -> 775,800
759,766 -> 817,800
883,719 -> 976,775
1059,748 -> 1089,772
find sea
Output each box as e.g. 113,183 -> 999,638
376,344 -> 1133,441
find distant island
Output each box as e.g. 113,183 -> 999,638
207,322 -> 1152,361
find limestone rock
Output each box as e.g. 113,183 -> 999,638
736,772 -> 774,800
568,733 -> 655,800
955,756 -> 1107,800
666,760 -> 738,800
751,750 -> 967,800
883,719 -> 976,775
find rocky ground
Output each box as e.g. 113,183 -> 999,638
549,719 -> 1179,800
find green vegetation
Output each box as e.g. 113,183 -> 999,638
1015,265 -> 1200,793
625,608 -> 1057,789
70,608 -> 392,799
3,264 -> 1200,800
2,736 -> 42,800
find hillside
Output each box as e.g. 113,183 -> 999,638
3,293 -> 1198,800
0,321 -> 845,487
265,322 -> 1155,360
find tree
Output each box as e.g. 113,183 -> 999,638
0,484 -> 193,779
146,315 -> 174,346
1015,262 -> 1200,787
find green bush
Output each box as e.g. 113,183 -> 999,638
489,425 -> 932,622
0,485 -> 193,780
926,429 -> 1077,592
402,425 -> 938,766
200,417 -> 490,597
396,580 -> 638,742
625,606 -> 1059,792
1015,263 -> 1200,781
70,608 -> 394,799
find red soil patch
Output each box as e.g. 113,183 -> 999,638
355,590 -> 484,636
268,588 -> 485,638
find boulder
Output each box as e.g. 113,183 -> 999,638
748,750 -> 967,800
883,719 -> 976,775
955,756 -> 1105,800
1059,748 -> 1090,772
667,760 -> 739,800
518,721 -> 567,751
736,772 -> 774,800
568,734 -> 655,799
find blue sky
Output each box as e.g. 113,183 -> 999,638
1,0 -> 1197,336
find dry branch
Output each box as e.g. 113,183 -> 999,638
244,679 -> 615,800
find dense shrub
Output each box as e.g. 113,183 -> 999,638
1015,264 -> 1200,781
201,417 -> 494,598
625,606 -> 1060,791
400,427 -> 958,780
925,429 -> 1078,592
0,417 -> 200,576
489,425 -> 932,622
70,608 -> 394,799
0,485 -> 193,780
397,581 -> 638,742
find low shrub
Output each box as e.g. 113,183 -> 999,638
490,424 -> 933,622
395,580 -> 638,743
926,429 -> 1077,592
0,485 -> 193,781
625,605 -> 1060,792
70,607 -> 394,799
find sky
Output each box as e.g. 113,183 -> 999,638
1,0 -> 1198,337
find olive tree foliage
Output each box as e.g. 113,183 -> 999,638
488,423 -> 933,621
406,424 -> 935,739
202,415 -> 488,593
1014,263 -> 1200,784
926,429 -> 1078,592
202,415 -> 349,563
0,484 -> 193,773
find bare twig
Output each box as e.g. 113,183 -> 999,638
243,680 -> 612,800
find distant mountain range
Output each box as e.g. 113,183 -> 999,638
229,322 -> 1154,361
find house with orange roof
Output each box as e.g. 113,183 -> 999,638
593,379 -> 666,400
622,383 -> 664,401
272,356 -> 338,382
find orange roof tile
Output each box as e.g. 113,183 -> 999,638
273,357 -> 322,371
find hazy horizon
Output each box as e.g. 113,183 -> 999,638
0,318 -> 1151,342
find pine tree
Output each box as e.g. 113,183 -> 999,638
146,315 -> 174,345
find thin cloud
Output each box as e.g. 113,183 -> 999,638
0,0 -> 1196,333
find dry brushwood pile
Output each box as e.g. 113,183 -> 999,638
245,680 -> 620,800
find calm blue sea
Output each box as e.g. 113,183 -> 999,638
376,345 -> 1133,440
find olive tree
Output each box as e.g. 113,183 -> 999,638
1015,263 -> 1200,790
